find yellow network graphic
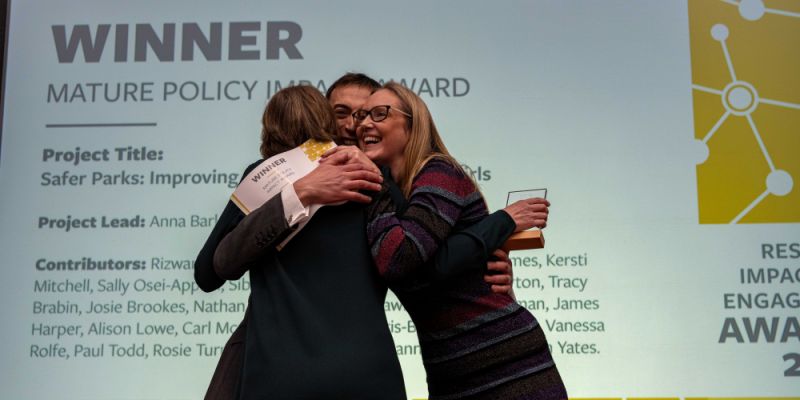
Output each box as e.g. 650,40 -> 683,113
689,0 -> 800,224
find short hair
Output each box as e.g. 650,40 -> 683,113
325,72 -> 380,99
260,85 -> 337,158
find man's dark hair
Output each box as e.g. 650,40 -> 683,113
325,72 -> 380,99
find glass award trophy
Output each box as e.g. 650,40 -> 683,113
502,188 -> 547,251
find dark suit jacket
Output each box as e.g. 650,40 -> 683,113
219,201 -> 406,398
195,162 -> 514,399
196,161 -> 405,399
195,161 -> 270,400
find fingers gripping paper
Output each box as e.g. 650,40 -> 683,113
230,139 -> 336,249
231,139 -> 335,214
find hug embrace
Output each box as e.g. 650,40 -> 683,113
195,73 -> 567,399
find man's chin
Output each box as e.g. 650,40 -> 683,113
339,137 -> 358,146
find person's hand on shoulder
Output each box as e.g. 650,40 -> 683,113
294,148 -> 383,205
320,145 -> 381,175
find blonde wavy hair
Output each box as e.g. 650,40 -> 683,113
380,82 -> 469,197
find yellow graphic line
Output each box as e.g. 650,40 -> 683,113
568,398 -> 622,400
687,398 -> 800,400
720,38 -> 737,82
703,111 -> 730,143
731,188 -> 769,224
760,97 -> 800,110
692,84 -> 723,95
626,398 -> 679,400
746,114 -> 776,171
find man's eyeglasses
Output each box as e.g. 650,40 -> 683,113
352,105 -> 411,123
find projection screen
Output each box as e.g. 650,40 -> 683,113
1,0 -> 798,398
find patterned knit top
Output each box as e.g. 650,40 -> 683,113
367,158 -> 554,399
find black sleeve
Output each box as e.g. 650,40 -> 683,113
212,194 -> 293,280
194,160 -> 260,293
429,210 -> 516,281
379,167 -> 517,282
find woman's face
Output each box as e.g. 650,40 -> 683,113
356,89 -> 410,172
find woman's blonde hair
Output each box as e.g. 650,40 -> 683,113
260,85 -> 336,158
381,82 -> 467,196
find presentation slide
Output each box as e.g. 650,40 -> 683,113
1,0 -> 797,398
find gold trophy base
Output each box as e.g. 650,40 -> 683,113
502,230 -> 545,251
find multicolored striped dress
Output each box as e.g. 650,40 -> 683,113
367,158 -> 567,400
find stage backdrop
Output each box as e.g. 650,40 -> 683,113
1,0 -> 798,398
